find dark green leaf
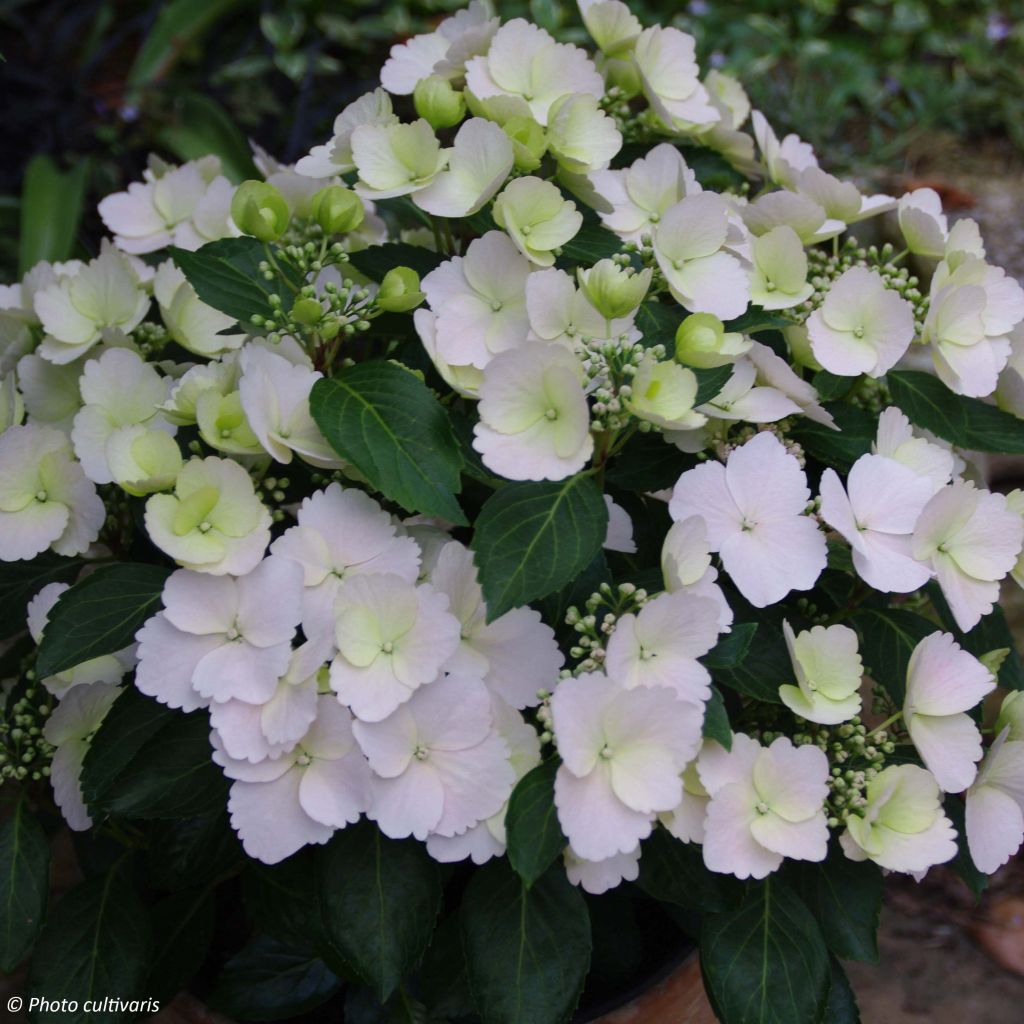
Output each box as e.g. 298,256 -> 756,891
461,861 -> 591,1024
635,301 -> 683,354
0,795 -> 50,971
791,402 -> 878,472
158,92 -> 258,182
505,759 -> 566,887
825,957 -> 861,1024
471,475 -> 608,621
702,685 -> 733,749
209,936 -> 341,1021
318,821 -> 442,1002
0,553 -> 87,640
694,364 -> 735,405
701,877 -> 831,1024
146,810 -> 243,890
557,222 -> 623,265
417,914 -> 477,1020
26,859 -> 152,1024
782,852 -> 883,962
169,237 -> 291,323
636,829 -> 742,913
19,155 -> 88,274
703,622 -> 758,670
35,564 -> 170,677
146,887 -> 216,1004
606,431 -> 692,492
722,309 -> 793,336
713,618 -> 788,704
310,362 -> 466,524
813,370 -> 856,402
346,242 -> 445,281
853,607 -> 937,702
888,370 -> 1024,453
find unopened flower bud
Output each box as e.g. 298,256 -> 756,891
577,260 -> 651,320
310,185 -> 365,235
502,116 -> 547,173
377,267 -> 425,312
413,75 -> 467,130
292,297 -> 324,326
674,312 -> 748,369
231,180 -> 290,241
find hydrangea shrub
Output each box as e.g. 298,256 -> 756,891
3,2 -> 1024,1021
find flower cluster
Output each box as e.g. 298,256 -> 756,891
4,0 -> 1024,923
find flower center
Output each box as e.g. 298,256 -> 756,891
599,744 -> 614,759
853,326 -> 865,339
491,300 -> 503,312
35,490 -> 48,503
226,626 -> 240,641
755,800 -> 770,815
296,752 -> 312,766
414,745 -> 430,761
381,640 -> 395,654
198,520 -> 213,533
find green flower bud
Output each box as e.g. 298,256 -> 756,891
231,180 -> 290,241
310,185 -> 365,235
292,297 -> 324,326
603,57 -> 642,99
413,75 -> 467,131
502,116 -> 547,173
577,261 -> 651,320
377,267 -> 425,313
674,312 -> 749,369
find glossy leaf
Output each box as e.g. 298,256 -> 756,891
310,361 -> 466,524
636,829 -> 742,913
702,622 -> 758,670
35,564 -> 170,678
0,796 -> 50,971
146,887 -> 216,1004
505,759 -> 566,887
0,553 -> 86,640
471,474 -> 608,621
19,155 -> 88,274
346,242 -> 445,281
702,685 -> 733,749
712,618 -> 788,704
853,607 -> 937,702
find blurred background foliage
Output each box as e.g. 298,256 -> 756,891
0,0 -> 1021,280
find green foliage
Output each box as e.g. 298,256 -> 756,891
853,607 -> 937,701
311,362 -> 467,525
505,758 -> 566,887
0,553 -> 87,640
0,795 -> 50,972
636,830 -> 742,913
18,155 -> 88,275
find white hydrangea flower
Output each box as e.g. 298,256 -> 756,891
605,591 -> 720,703
145,456 -> 271,575
70,347 -> 175,486
627,355 -> 707,432
996,324 -> 1024,417
329,573 -> 461,722
427,541 -> 563,709
660,760 -> 710,844
742,190 -> 844,246
564,845 -> 641,895
698,734 -> 829,879
807,267 -> 915,377
603,495 -> 636,554
354,672 -> 515,840
652,194 -> 750,320
819,453 -> 935,593
422,232 -> 531,370
297,89 -> 399,178
697,357 -> 802,424
997,691 -> 1024,741
669,431 -> 827,608
413,308 -> 484,399
751,110 -> 818,189
526,267 -> 634,350
546,93 -> 622,175
351,119 -> 449,200
135,557 -> 303,712
220,695 -> 372,865
210,635 -> 330,764
745,341 -> 837,428
796,167 -> 895,225
413,118 -> 514,218
16,353 -> 84,433
426,694 -> 541,864
271,482 -> 420,642
588,143 -> 700,242
153,261 -> 238,357
965,727 -> 1024,874
633,26 -> 718,131
237,345 -> 340,467
873,407 -> 955,494
912,479 -> 1023,631
897,188 -> 948,258
551,672 -> 703,861
27,582 -> 133,697
903,632 -> 995,793
778,621 -> 862,725
748,226 -> 813,309
0,423 -> 104,560
97,156 -> 226,254
578,0 -> 642,57
0,371 -> 24,434
43,682 -> 122,832
464,19 -> 603,126
660,516 -> 733,632
492,177 -> 583,267
840,764 -> 957,874
473,343 -> 593,481
35,241 -> 150,364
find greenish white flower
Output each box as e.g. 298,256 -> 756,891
576,261 -> 650,320
797,167 -> 895,224
578,0 -> 642,57
778,621 -> 862,725
527,267 -> 635,349
840,764 -> 957,874
296,89 -> 399,178
106,426 -> 183,496
351,119 -> 449,200
546,93 -> 622,175
0,371 -> 23,434
633,26 -> 719,132
897,188 -> 948,258
626,354 -> 706,432
697,357 -> 802,424
674,312 -> 749,369
414,309 -> 484,398
965,726 -> 1024,873
996,690 -> 1024,742
751,110 -> 818,190
35,241 -> 150,364
749,226 -> 813,310
492,177 -> 583,267
413,76 -> 467,130
144,455 -> 271,575
153,261 -> 239,357
742,190 -> 844,246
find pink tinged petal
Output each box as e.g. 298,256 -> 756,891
851,532 -> 932,593
471,607 -> 563,709
565,847 -> 641,895
0,503 -> 70,560
966,785 -> 1024,874
161,570 -> 238,635
719,516 -> 826,608
725,431 -> 810,522
702,783 -> 783,880
228,771 -> 334,865
605,685 -> 704,772
427,823 -> 504,865
352,705 -> 417,778
610,745 -> 685,813
907,713 -> 983,793
949,491 -> 1023,582
301,695 -> 358,760
873,815 -> 958,874
368,761 -> 446,840
906,632 -> 995,717
134,614 -> 216,712
668,460 -> 738,550
409,673 -> 493,752
754,739 -> 830,821
697,733 -> 762,796
934,554 -> 999,632
750,810 -> 828,861
330,655 -> 414,723
430,732 -> 516,837
661,789 -> 708,844
554,762 -> 654,862
550,672 -> 618,777
261,676 -> 320,746
299,750 -> 371,828
210,699 -> 293,763
818,468 -> 865,554
807,310 -> 877,376
236,556 -> 304,645
847,454 -> 935,535
193,639 -> 292,704
50,741 -> 92,831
